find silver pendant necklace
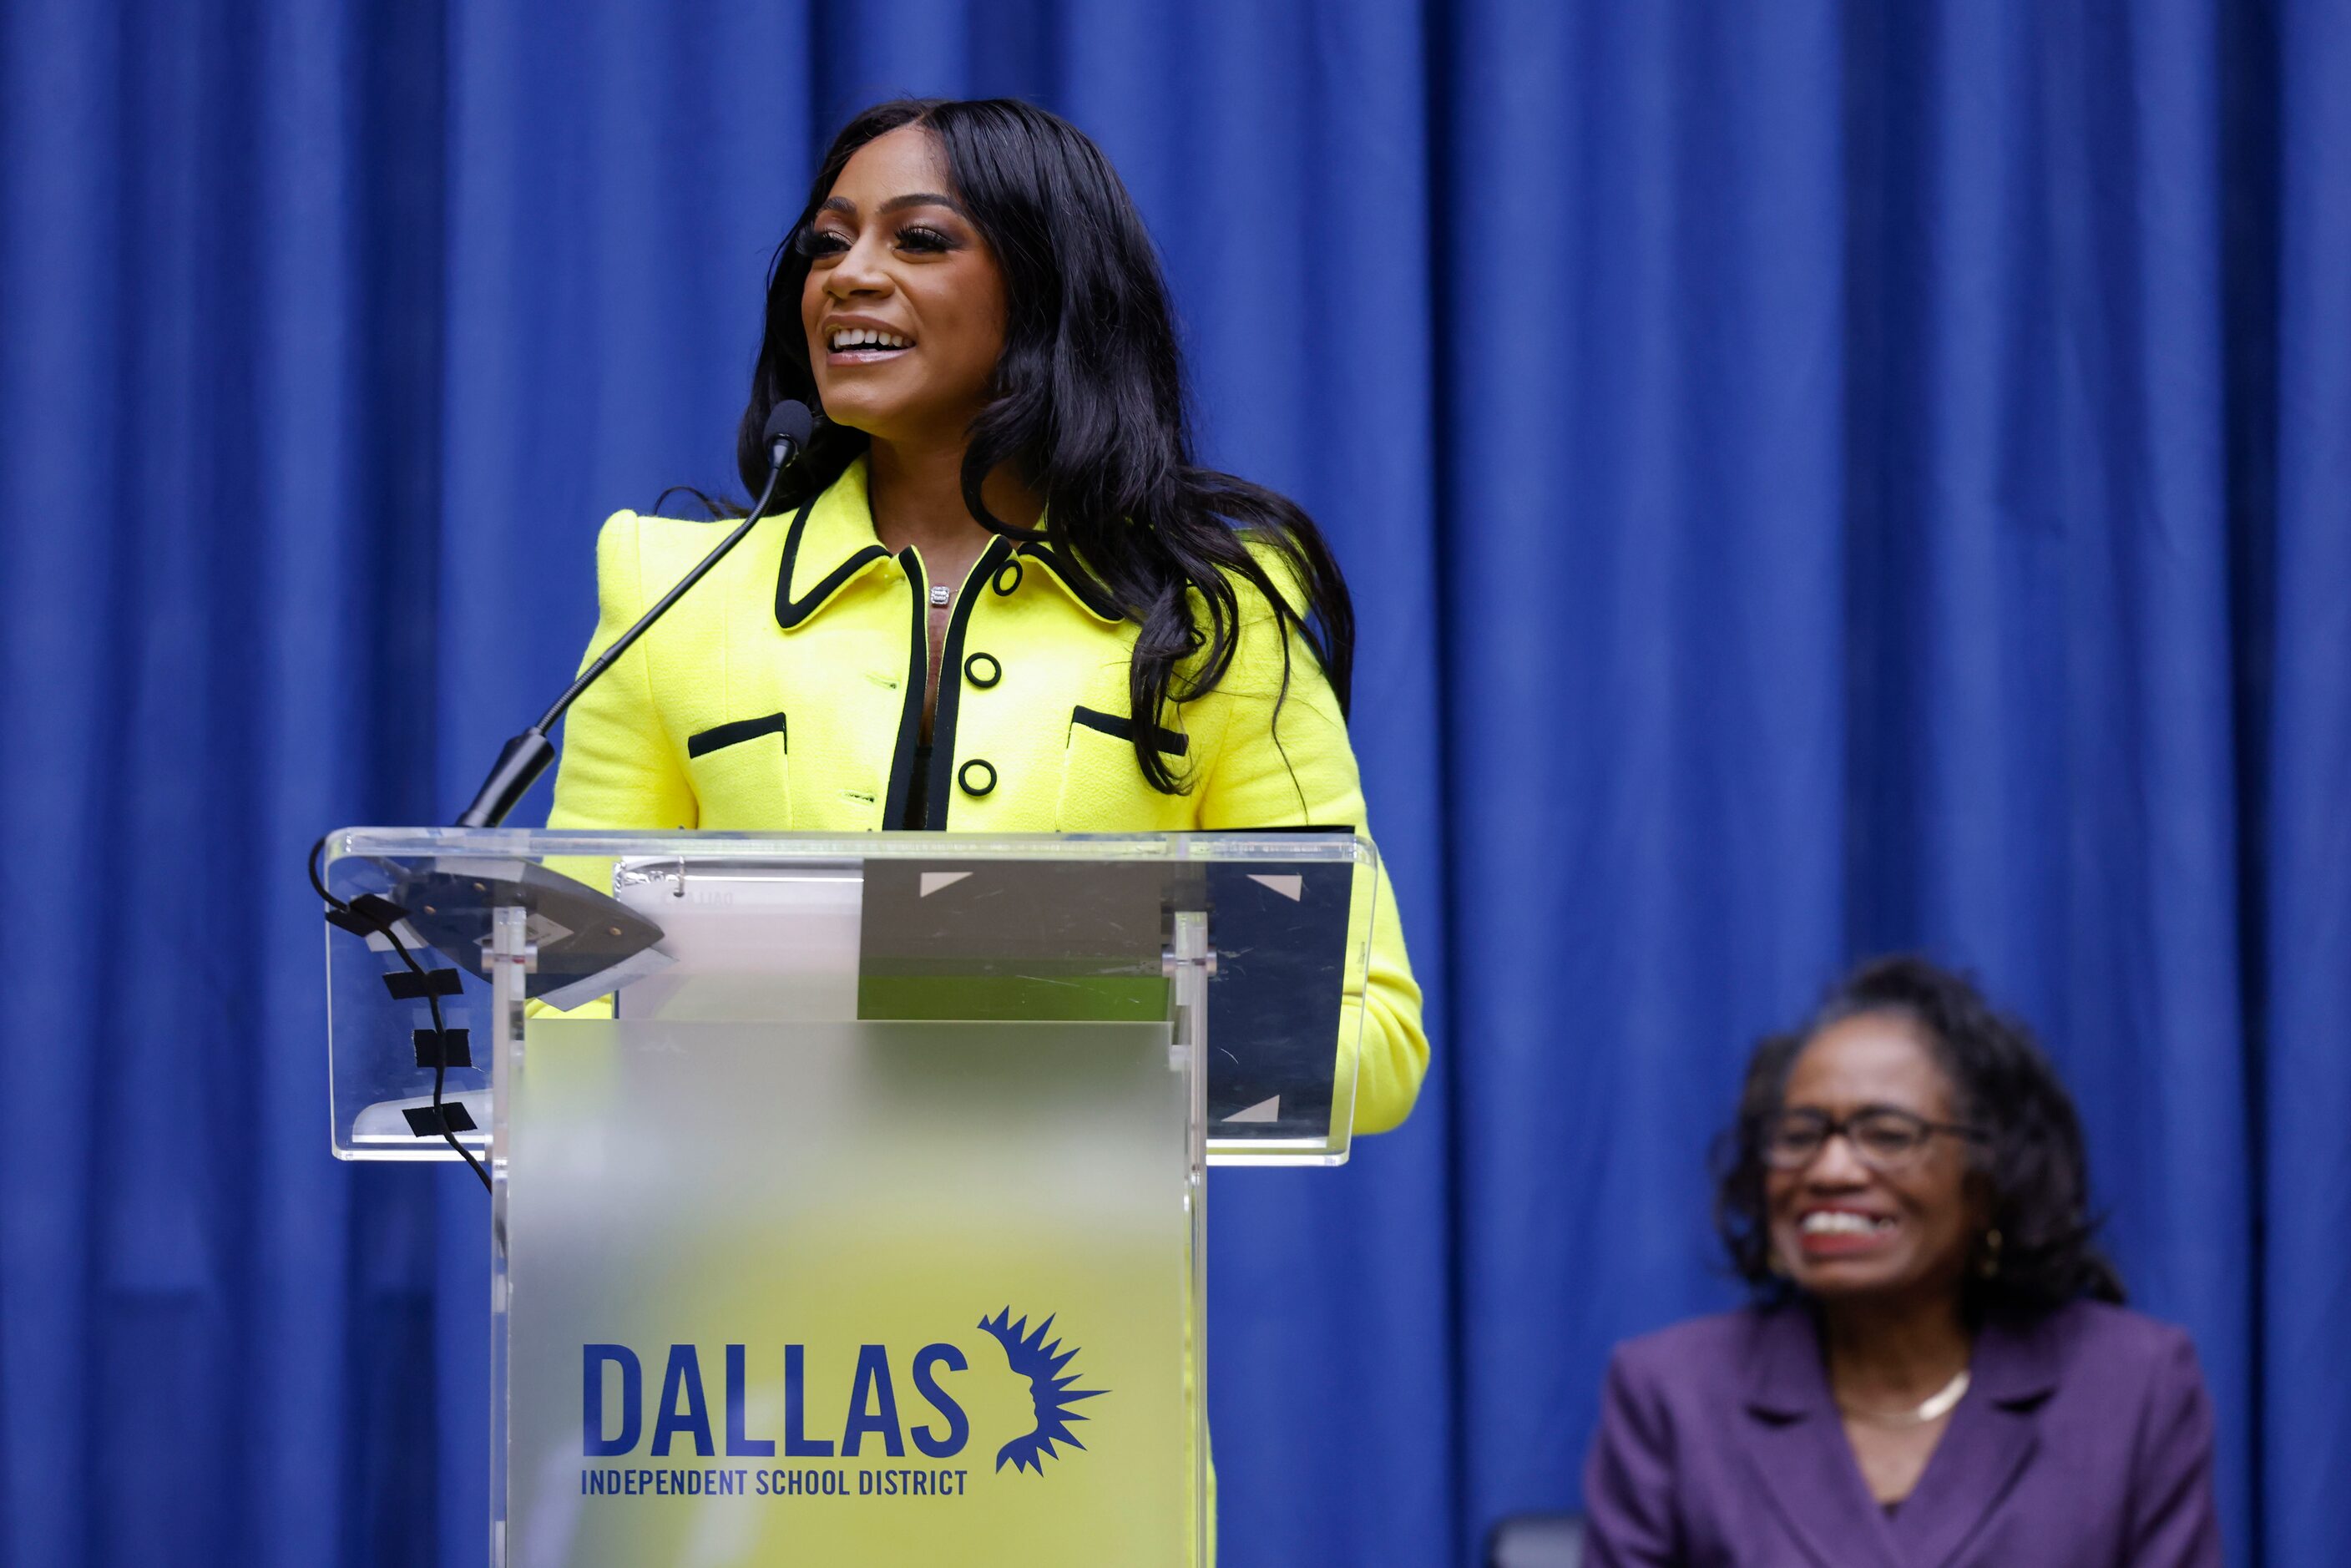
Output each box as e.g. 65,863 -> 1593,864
1838,1367 -> 1971,1426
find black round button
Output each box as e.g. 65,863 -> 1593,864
991,559 -> 1024,596
958,759 -> 998,797
963,651 -> 1002,688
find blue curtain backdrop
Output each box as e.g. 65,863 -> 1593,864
1,2 -> 2343,1564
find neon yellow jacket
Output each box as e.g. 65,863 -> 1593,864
545,457 -> 1427,1134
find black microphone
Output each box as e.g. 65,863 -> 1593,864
453,400 -> 818,828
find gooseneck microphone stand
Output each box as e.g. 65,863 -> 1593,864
453,400 -> 816,828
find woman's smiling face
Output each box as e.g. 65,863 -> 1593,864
798,124 -> 1009,450
1764,1013 -> 1987,1307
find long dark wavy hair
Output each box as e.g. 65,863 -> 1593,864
733,98 -> 1353,793
1713,954 -> 2126,1317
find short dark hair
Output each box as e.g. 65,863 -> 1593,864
1713,954 -> 2126,1314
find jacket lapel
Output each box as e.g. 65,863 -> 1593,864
1015,539 -> 1126,623
1737,1304 -> 1904,1568
1886,1312 -> 2057,1568
771,459 -> 1128,630
774,457 -> 895,630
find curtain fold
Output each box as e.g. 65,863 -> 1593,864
2260,3 -> 2351,1561
0,3 -> 2340,1564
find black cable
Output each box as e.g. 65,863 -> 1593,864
327,405 -> 817,1167
310,837 -> 492,1192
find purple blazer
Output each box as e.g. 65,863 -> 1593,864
1581,1299 -> 2222,1567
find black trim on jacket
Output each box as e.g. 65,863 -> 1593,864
919,537 -> 1015,828
1017,541 -> 1126,622
880,550 -> 931,827
686,711 -> 787,757
774,495 -> 891,630
1070,705 -> 1191,756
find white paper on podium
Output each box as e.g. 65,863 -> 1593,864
609,858 -> 864,1022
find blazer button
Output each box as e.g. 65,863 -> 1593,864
963,651 -> 1002,688
991,559 -> 1024,596
958,759 -> 998,797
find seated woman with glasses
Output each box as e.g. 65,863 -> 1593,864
1581,955 -> 2222,1567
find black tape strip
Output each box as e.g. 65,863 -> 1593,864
413,1027 -> 473,1069
383,968 -> 463,1001
349,893 -> 409,928
402,1102 -> 478,1137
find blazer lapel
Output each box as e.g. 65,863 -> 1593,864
1737,1305 -> 1904,1568
1886,1312 -> 2057,1568
774,457 -> 896,630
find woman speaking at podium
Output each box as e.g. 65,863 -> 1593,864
544,97 -> 1427,1135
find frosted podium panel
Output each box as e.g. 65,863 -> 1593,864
505,1014 -> 1193,1566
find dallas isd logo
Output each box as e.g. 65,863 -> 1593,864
977,1308 -> 1105,1474
577,1305 -> 1107,1499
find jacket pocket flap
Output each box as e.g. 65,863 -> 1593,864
687,711 -> 787,757
1070,705 -> 1189,756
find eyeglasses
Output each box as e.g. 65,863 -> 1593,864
1757,1106 -> 1988,1172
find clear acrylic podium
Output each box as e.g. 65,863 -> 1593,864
320,827 -> 1375,1567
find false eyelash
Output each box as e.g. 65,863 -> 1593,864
790,225 -> 848,259
789,223 -> 955,260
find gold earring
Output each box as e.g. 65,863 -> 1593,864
1978,1227 -> 2003,1279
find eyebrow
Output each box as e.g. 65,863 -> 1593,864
818,191 -> 968,218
